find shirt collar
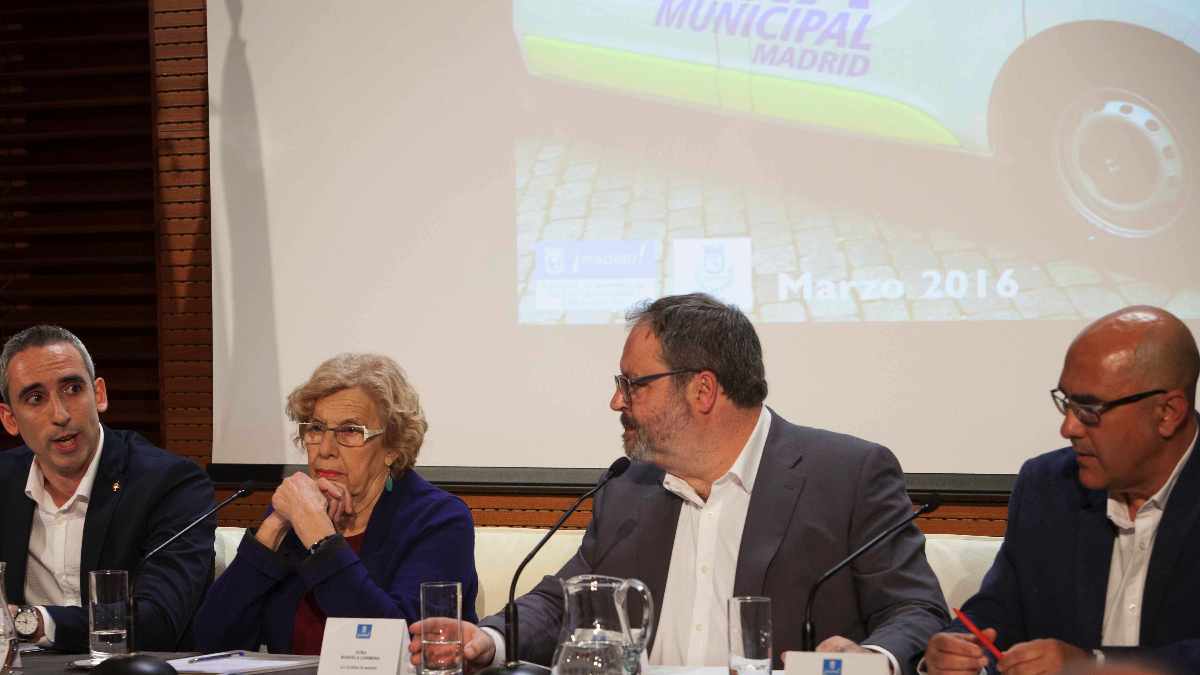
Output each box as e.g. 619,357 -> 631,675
25,426 -> 105,512
662,406 -> 772,504
1106,426 -> 1197,526
1145,426 -> 1196,510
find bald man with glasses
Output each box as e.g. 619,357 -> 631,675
920,306 -> 1200,675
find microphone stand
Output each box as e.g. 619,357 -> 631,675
480,458 -> 630,675
801,493 -> 942,651
93,481 -> 257,675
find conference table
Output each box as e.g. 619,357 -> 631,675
14,652 -> 319,675
15,653 -> 778,675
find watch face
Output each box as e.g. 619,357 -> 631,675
15,609 -> 38,635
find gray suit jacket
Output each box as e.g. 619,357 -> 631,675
480,410 -> 948,673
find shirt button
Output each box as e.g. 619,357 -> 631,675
701,565 -> 709,574
707,512 -> 714,520
56,572 -> 66,580
1138,542 -> 1147,551
1128,604 -> 1137,612
56,518 -> 64,526
695,623 -> 703,632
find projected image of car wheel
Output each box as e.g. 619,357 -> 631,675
991,23 -> 1200,278
1053,89 -> 1190,240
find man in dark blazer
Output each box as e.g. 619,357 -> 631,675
922,306 -> 1200,675
410,293 -> 948,674
0,324 -> 217,653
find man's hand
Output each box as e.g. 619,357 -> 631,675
925,630 -> 996,675
816,636 -> 875,654
997,639 -> 1086,675
409,620 -> 496,675
816,637 -> 894,674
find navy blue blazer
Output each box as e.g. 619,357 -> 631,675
0,426 -> 217,653
925,438 -> 1200,674
194,469 -> 479,653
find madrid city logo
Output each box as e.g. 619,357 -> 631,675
544,246 -> 566,274
693,242 -> 735,293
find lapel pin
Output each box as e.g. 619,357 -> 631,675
112,481 -> 120,492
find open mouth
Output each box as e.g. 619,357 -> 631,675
51,433 -> 80,452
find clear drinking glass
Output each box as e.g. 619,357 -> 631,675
421,582 -> 463,675
0,563 -> 19,675
728,596 -> 771,675
89,570 -> 129,660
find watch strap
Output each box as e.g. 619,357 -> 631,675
309,534 -> 335,556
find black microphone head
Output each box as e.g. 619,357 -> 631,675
237,479 -> 258,497
921,492 -> 942,514
608,457 -> 632,478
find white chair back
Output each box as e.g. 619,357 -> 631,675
923,533 -> 1003,609
210,526 -> 1004,619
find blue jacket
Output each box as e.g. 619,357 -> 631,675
194,469 -> 479,653
925,437 -> 1200,674
0,426 -> 217,653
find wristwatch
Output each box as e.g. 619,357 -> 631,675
309,534 -> 335,555
14,605 -> 39,640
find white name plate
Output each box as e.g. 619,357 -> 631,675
318,617 -> 412,675
783,652 -> 888,675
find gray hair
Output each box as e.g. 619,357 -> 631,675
285,353 -> 428,476
626,293 -> 768,409
1,325 -> 97,404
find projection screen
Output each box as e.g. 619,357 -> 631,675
207,0 -> 1200,478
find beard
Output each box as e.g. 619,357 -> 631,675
620,391 -> 690,464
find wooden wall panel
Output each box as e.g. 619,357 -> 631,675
1,0 -> 159,451
217,489 -> 1007,538
152,0 -> 213,467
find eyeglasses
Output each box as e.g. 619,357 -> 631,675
297,422 -> 385,447
614,369 -> 700,404
1050,387 -> 1167,426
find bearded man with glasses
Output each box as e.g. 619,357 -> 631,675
410,293 -> 949,675
922,306 -> 1200,675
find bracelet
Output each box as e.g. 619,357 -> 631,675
309,534 -> 335,556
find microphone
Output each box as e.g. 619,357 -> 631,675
800,492 -> 942,651
124,480 -> 257,652
480,457 -> 632,675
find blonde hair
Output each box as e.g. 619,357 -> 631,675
285,353 -> 427,476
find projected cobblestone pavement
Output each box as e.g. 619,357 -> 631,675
516,138 -> 1200,325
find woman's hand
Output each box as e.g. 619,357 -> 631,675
271,472 -> 336,548
254,510 -> 292,551
316,477 -> 355,529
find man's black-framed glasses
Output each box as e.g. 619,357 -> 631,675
297,422 -> 385,447
1050,387 -> 1167,426
614,369 -> 700,404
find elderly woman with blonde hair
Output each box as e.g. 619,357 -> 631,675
195,354 -> 478,654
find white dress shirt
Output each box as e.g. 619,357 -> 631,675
23,426 -> 105,647
1101,428 -> 1197,647
648,406 -> 770,666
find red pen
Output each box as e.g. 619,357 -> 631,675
953,607 -> 1004,660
